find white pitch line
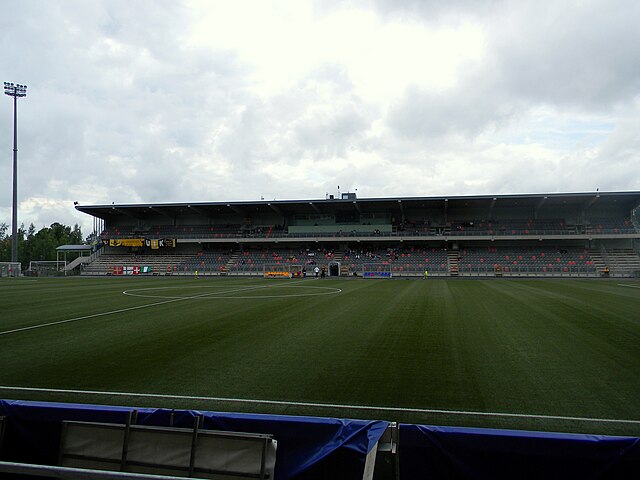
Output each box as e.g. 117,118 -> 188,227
0,280 -> 310,337
0,297 -> 187,337
1,385 -> 639,426
122,283 -> 342,300
121,279 -> 312,299
617,284 -> 640,289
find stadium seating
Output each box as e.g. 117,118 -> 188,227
228,247 -> 329,274
98,215 -> 637,242
83,251 -> 233,276
84,245 -> 615,277
448,218 -> 573,236
343,247 -> 449,275
586,218 -> 637,234
174,249 -> 231,273
457,247 -> 597,276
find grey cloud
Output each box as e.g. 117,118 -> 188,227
315,0 -> 501,23
290,68 -> 372,159
583,116 -> 640,190
216,99 -> 271,170
386,0 -> 640,144
1,0 -> 251,219
294,108 -> 369,159
491,1 -> 640,110
217,66 -> 372,170
387,82 -> 520,141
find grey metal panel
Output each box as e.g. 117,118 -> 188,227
60,421 -> 276,479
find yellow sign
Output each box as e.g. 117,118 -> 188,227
144,238 -> 177,249
265,271 -> 290,277
109,239 -> 144,247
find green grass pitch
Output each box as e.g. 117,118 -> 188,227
0,276 -> 639,436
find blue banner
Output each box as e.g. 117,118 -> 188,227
399,424 -> 640,479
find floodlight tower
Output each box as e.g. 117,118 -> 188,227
4,82 -> 27,264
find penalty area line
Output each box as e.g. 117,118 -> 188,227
1,385 -> 639,426
617,283 -> 640,289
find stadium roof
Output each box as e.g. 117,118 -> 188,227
75,191 -> 640,220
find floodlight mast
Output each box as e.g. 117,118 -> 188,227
4,82 -> 27,264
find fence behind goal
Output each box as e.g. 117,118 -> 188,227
27,260 -> 66,277
0,262 -> 21,277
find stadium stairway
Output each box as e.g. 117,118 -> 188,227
604,249 -> 640,276
448,251 -> 459,276
64,256 -> 90,272
589,250 -> 606,273
224,251 -> 240,274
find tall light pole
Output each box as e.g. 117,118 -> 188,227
4,82 -> 27,264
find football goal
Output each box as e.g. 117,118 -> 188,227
0,262 -> 21,277
27,260 -> 66,277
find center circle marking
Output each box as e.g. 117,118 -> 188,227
122,283 -> 342,300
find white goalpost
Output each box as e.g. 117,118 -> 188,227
0,262 -> 21,277
27,260 -> 67,277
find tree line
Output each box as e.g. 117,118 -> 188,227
0,222 -> 84,267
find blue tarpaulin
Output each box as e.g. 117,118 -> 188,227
399,424 -> 640,479
0,399 -> 388,480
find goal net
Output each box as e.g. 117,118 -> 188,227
28,260 -> 67,277
0,262 -> 21,277
263,264 -> 303,278
362,263 -> 392,278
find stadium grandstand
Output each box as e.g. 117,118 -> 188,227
75,191 -> 640,278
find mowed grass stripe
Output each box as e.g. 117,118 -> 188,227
0,277 -> 638,434
466,281 -> 640,418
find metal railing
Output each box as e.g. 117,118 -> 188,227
101,227 -> 640,242
458,266 -> 598,277
0,462 -> 209,480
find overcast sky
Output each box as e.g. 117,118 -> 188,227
1,0 -> 639,236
